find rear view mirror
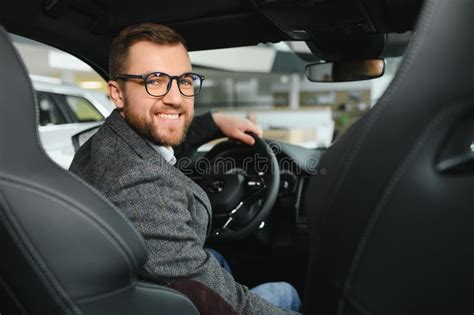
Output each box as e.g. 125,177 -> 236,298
305,59 -> 385,82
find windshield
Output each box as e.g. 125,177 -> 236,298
190,43 -> 402,149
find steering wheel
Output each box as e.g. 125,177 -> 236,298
192,133 -> 280,240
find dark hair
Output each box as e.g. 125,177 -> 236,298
109,23 -> 187,79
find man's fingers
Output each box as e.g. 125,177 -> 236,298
245,120 -> 263,138
237,132 -> 255,145
213,113 -> 263,144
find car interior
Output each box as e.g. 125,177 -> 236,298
0,0 -> 473,314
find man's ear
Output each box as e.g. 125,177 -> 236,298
108,80 -> 125,110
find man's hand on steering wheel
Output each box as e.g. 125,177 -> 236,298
212,112 -> 263,145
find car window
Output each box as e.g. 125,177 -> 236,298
54,93 -> 104,122
11,33 -> 111,169
37,91 -> 68,126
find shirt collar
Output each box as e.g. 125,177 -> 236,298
147,141 -> 177,166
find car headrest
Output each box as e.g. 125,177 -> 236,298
0,28 -> 44,170
0,25 -> 149,311
304,0 -> 474,313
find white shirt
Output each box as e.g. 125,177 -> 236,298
147,141 -> 177,166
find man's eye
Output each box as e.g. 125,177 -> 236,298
179,79 -> 193,86
147,78 -> 166,86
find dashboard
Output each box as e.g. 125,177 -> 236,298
270,141 -> 325,228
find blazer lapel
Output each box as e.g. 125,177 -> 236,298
106,110 -> 159,162
105,110 -> 213,234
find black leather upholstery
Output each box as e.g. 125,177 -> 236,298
0,27 -> 199,315
304,0 -> 474,314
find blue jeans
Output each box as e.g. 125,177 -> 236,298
206,248 -> 301,312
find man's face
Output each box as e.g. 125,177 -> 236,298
110,41 -> 194,146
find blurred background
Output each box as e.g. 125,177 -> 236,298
12,34 -> 402,150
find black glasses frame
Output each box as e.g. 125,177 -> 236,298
115,72 -> 205,97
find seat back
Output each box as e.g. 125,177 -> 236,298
304,0 -> 474,314
0,27 -> 198,314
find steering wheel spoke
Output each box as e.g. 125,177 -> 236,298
192,132 -> 280,240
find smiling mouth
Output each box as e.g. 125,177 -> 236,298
157,113 -> 181,120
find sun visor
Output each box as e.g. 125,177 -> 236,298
253,0 -> 376,40
252,0 -> 386,61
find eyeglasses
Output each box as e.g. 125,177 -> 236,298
115,72 -> 205,97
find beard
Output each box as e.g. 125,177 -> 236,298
122,99 -> 193,147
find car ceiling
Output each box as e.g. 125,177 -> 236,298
0,0 -> 423,79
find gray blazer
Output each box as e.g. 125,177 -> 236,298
69,110 -> 298,314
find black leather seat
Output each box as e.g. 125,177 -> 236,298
304,0 -> 474,314
0,27 -> 198,315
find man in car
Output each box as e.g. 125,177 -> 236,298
69,23 -> 301,314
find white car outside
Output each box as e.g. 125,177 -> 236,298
33,75 -> 114,169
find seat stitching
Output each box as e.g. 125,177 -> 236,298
0,274 -> 29,314
74,282 -> 136,304
0,190 -> 79,314
75,282 -> 193,305
0,175 -> 136,281
344,292 -> 372,315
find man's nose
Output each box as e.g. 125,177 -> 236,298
162,79 -> 183,105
